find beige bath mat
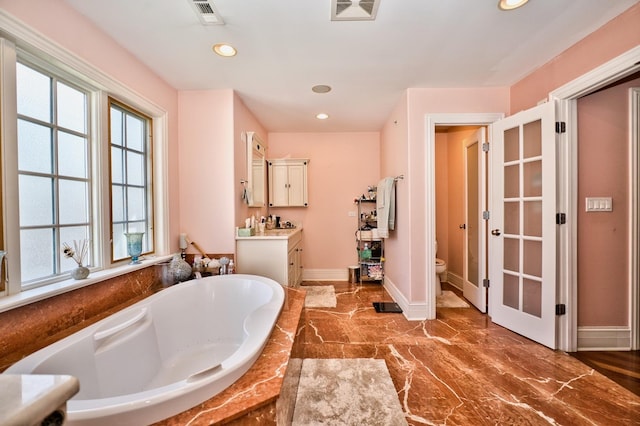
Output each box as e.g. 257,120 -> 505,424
304,285 -> 337,308
436,290 -> 470,308
292,358 -> 407,425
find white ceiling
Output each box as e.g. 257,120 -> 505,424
62,0 -> 638,133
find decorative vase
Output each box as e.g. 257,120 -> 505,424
124,232 -> 144,264
71,265 -> 90,280
169,254 -> 192,282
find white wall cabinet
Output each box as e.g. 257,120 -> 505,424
236,228 -> 303,287
268,159 -> 309,207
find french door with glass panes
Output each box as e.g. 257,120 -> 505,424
489,102 -> 557,349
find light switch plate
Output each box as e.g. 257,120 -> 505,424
348,211 -> 356,217
585,197 -> 612,212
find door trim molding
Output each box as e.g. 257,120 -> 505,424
631,87 -> 640,350
549,46 -> 640,352
425,113 -> 504,319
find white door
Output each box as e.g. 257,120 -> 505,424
489,102 -> 557,349
463,128 -> 487,312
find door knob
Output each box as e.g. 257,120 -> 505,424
459,224 -> 466,229
491,229 -> 501,236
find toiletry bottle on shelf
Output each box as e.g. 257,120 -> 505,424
361,243 -> 372,260
228,260 -> 235,274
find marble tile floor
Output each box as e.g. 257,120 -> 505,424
297,281 -> 640,425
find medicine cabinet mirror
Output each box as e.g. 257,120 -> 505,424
246,131 -> 266,207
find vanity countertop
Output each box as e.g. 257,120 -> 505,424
236,227 -> 302,240
0,374 -> 79,425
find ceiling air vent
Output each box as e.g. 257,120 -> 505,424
331,0 -> 380,21
188,0 -> 224,25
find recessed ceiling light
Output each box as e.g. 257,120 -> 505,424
498,0 -> 528,10
316,113 -> 329,120
312,85 -> 332,94
212,43 -> 237,57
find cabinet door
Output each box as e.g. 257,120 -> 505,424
270,163 -> 290,206
287,163 -> 307,206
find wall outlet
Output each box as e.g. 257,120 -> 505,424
348,211 -> 356,217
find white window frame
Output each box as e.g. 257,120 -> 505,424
0,12 -> 170,311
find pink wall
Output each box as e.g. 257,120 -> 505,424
576,76 -> 640,327
508,4 -> 640,329
380,93 -> 410,298
0,0 -> 181,249
178,90 -> 236,253
383,88 -> 509,304
267,132 -> 380,271
233,93 -> 269,227
511,3 -> 640,112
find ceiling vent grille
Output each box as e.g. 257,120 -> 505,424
331,0 -> 380,21
188,0 -> 224,25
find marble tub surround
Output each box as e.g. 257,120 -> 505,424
0,374 -> 79,425
152,286 -> 305,425
0,265 -> 164,372
299,281 -> 640,425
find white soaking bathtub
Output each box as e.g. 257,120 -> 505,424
5,274 -> 285,425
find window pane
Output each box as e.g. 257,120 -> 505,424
523,120 -> 542,159
127,187 -> 145,221
523,278 -> 542,318
111,108 -> 123,146
112,223 -> 127,260
127,151 -> 144,186
58,131 -> 87,178
112,185 -> 124,222
59,179 -> 88,224
504,127 -> 519,163
111,146 -> 124,184
503,273 -> 519,310
523,160 -> 542,197
57,82 -> 86,133
504,165 -> 519,198
503,237 -> 519,273
504,201 -> 519,235
18,119 -> 52,174
17,63 -> 51,122
19,175 -> 53,226
20,228 -> 54,282
126,114 -> 144,151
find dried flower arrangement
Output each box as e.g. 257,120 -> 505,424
62,239 -> 89,267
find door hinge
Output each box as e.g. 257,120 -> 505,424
555,121 -> 566,134
482,142 -> 490,152
556,304 -> 566,316
482,211 -> 490,220
483,278 -> 490,288
556,213 -> 566,225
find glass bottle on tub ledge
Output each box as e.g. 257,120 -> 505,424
124,232 -> 144,264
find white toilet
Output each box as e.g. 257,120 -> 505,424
435,241 -> 447,296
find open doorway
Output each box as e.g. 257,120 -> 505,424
434,125 -> 486,312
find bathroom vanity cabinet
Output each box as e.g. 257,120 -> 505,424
268,159 -> 308,207
236,227 -> 303,287
356,199 -> 384,283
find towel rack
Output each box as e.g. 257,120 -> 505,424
394,175 -> 404,181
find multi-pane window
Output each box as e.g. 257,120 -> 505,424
16,62 -> 91,286
109,100 -> 154,262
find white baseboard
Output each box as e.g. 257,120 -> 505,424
302,269 -> 348,281
383,276 -> 427,320
577,326 -> 631,351
445,272 -> 463,290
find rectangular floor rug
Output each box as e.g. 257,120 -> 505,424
436,290 -> 470,308
292,358 -> 407,425
304,285 -> 337,308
